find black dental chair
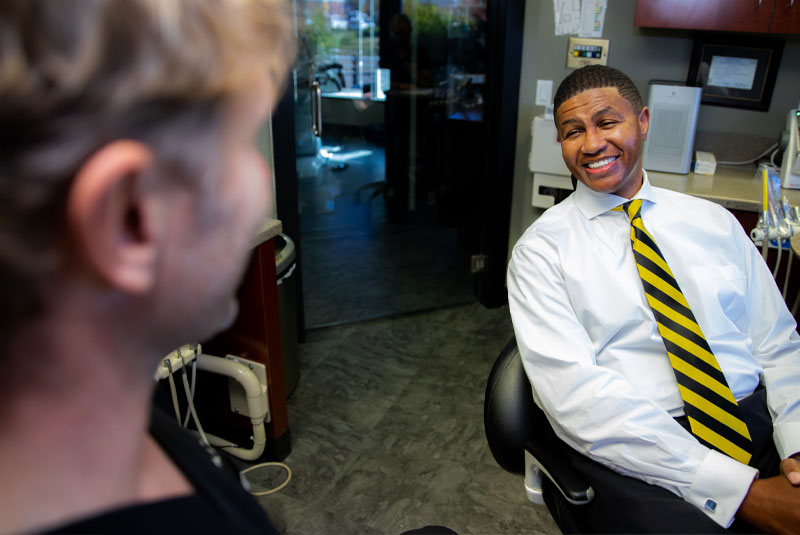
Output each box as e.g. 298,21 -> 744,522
483,336 -> 594,533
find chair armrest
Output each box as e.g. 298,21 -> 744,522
524,440 -> 594,505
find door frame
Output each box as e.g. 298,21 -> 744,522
473,0 -> 526,308
272,85 -> 307,342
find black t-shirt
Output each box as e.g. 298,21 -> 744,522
49,408 -> 278,534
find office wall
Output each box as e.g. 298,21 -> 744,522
508,0 -> 800,255
258,115 -> 278,220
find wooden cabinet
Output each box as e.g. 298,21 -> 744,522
201,237 -> 292,461
771,0 -> 800,34
634,0 -> 800,34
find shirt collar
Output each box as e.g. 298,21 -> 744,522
574,169 -> 655,220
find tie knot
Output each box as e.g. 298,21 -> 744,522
612,199 -> 642,222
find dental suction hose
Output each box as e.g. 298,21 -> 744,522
194,354 -> 268,461
158,347 -> 292,496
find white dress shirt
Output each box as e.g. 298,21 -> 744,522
507,172 -> 800,528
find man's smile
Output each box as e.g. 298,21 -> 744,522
584,155 -> 619,173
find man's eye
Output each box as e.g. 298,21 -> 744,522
564,129 -> 579,138
600,121 -> 616,128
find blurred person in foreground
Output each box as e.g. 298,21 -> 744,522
0,1 -> 294,533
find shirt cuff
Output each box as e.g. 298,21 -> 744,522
774,421 -> 800,459
684,450 -> 758,528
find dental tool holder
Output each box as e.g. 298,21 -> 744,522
155,343 -> 200,380
155,343 -> 272,461
750,166 -> 799,249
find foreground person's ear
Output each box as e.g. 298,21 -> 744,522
67,140 -> 159,294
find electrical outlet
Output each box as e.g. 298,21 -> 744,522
471,254 -> 488,274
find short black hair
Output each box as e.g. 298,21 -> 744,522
553,65 -> 643,117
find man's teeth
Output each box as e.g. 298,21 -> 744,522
587,157 -> 616,169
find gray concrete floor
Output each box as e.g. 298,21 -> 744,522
251,303 -> 561,534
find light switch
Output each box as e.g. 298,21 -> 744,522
535,80 -> 553,106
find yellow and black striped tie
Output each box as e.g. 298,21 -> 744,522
614,199 -> 752,465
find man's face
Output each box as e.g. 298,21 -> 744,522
555,87 -> 649,199
157,86 -> 274,342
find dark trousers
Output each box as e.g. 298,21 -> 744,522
545,387 -> 780,534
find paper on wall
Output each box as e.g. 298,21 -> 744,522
553,0 -> 581,36
707,56 -> 758,90
554,0 -> 607,37
579,0 -> 607,37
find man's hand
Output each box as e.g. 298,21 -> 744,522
737,473 -> 800,533
781,454 -> 800,486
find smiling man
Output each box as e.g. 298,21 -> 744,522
507,65 -> 800,533
556,83 -> 648,199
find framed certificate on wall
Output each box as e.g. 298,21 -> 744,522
686,37 -> 783,111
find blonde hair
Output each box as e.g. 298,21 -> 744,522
0,0 -> 295,108
0,0 -> 296,336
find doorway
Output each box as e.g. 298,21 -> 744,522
275,0 -> 523,331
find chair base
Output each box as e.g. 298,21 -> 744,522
524,450 -> 546,505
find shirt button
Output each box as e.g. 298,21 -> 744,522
704,499 -> 717,512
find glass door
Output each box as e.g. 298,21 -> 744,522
287,0 -> 492,329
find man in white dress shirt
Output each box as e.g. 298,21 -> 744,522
507,65 -> 800,533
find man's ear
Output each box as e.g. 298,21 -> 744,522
67,140 -> 159,294
639,106 -> 650,141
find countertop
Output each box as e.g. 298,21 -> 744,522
648,166 -> 800,213
253,219 -> 282,247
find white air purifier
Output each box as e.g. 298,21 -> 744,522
643,82 -> 702,175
